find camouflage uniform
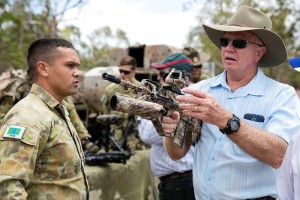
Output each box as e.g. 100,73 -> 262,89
0,84 -> 89,199
0,69 -> 31,119
0,69 -> 99,154
101,79 -> 148,151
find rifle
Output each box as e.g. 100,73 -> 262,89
102,68 -> 202,148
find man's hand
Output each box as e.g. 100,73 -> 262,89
176,87 -> 232,129
81,138 -> 100,154
161,111 -> 180,136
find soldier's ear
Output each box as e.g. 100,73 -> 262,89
37,61 -> 49,77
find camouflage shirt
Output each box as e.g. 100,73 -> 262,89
0,84 -> 89,200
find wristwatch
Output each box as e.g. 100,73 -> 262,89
219,114 -> 240,135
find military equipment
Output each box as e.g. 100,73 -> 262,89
85,114 -> 132,165
85,151 -> 131,165
102,68 -> 202,148
95,114 -> 123,152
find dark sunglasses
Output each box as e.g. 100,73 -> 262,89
193,65 -> 202,70
220,37 -> 264,49
119,69 -> 131,75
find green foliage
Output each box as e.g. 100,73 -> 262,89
186,0 -> 300,88
0,0 -> 130,72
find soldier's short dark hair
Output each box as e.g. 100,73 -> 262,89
119,56 -> 137,70
27,38 -> 75,81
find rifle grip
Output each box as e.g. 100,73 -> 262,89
172,117 -> 190,148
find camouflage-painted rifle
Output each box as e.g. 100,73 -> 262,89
102,68 -> 201,148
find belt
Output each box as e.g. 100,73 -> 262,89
159,170 -> 192,182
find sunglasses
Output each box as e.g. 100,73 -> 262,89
193,65 -> 202,70
119,69 -> 131,75
220,37 -> 264,49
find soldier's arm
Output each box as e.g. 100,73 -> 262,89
101,86 -> 113,114
0,122 -> 42,199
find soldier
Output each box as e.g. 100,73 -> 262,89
0,68 -> 31,119
101,55 -> 147,151
0,38 -> 89,199
65,96 -> 100,153
0,68 -> 100,154
182,47 -> 211,83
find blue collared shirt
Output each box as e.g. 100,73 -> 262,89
191,68 -> 300,199
138,118 -> 194,177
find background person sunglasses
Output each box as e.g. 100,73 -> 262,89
119,69 -> 131,75
220,37 -> 264,49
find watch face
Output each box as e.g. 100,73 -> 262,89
230,121 -> 239,131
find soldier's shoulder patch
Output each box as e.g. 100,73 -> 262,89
3,125 -> 26,140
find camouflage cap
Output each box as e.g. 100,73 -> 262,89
182,47 -> 211,66
289,56 -> 300,72
150,53 -> 193,73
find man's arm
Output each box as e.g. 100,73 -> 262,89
176,87 -> 299,168
138,117 -> 164,145
162,111 -> 192,160
226,121 -> 287,169
0,124 -> 40,199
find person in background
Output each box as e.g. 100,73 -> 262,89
182,47 -> 211,83
161,6 -> 300,199
0,38 -> 89,199
138,53 -> 195,200
101,55 -> 147,151
276,56 -> 300,200
65,96 -> 100,153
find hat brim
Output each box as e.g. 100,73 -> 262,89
203,24 -> 287,67
151,59 -> 192,69
193,51 -> 211,66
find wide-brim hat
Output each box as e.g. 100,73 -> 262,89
288,57 -> 300,72
203,6 -> 287,67
182,47 -> 211,66
151,53 -> 193,73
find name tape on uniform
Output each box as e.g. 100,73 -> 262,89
3,125 -> 26,140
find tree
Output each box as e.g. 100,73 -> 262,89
76,26 -> 130,69
0,0 -> 89,71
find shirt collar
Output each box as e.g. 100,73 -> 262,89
30,83 -> 68,109
210,68 -> 266,97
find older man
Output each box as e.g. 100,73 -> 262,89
162,6 -> 300,199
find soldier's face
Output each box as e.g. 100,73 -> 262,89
45,47 -> 80,102
191,65 -> 202,83
119,65 -> 134,80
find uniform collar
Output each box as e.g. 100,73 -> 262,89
30,83 -> 68,109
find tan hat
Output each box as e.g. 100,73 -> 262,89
203,6 -> 287,67
182,47 -> 211,66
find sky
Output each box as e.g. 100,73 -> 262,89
62,0 -> 202,48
